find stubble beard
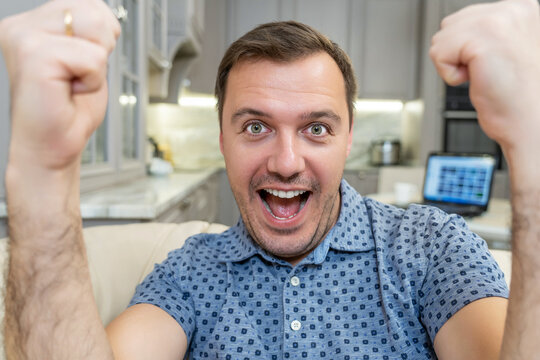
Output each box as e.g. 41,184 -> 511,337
234,174 -> 342,261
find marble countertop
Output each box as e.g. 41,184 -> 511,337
0,168 -> 220,220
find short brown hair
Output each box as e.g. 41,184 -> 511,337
215,21 -> 357,128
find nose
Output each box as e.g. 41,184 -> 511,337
267,131 -> 306,179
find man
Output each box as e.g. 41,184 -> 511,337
0,0 -> 539,359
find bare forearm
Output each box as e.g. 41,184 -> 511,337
4,168 -> 114,359
500,160 -> 540,360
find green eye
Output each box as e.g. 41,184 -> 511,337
247,122 -> 266,134
310,124 -> 326,136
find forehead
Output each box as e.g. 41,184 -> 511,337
223,53 -> 348,121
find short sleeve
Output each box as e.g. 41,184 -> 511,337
418,208 -> 509,341
129,248 -> 196,340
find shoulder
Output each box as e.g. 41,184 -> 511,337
363,197 -> 472,245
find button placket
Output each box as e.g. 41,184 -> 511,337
283,271 -> 306,355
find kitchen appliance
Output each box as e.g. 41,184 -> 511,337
444,84 -> 505,169
370,138 -> 401,166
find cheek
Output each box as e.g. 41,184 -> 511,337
307,141 -> 349,184
224,142 -> 265,185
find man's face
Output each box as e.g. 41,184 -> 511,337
220,52 -> 353,265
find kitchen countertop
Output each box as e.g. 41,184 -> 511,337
367,192 -> 512,250
0,168 -> 219,220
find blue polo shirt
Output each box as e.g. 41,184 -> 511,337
129,180 -> 508,359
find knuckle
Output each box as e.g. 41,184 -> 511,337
501,1 -> 532,24
90,11 -> 108,33
94,47 -> 108,68
440,16 -> 452,29
0,15 -> 18,47
428,46 -> 437,61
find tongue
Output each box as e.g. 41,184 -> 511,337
265,194 -> 302,219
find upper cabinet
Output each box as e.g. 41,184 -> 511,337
148,0 -> 169,68
441,0 -> 494,17
353,0 -> 421,100
188,0 -> 422,100
82,0 -> 147,189
148,0 -> 205,101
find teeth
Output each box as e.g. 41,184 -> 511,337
264,189 -> 306,199
261,195 -> 309,220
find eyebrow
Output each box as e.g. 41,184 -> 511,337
301,110 -> 341,124
231,108 -> 342,124
231,108 -> 271,124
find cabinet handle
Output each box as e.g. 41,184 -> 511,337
111,6 -> 128,23
179,199 -> 192,211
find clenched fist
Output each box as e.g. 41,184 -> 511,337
0,0 -> 120,171
430,0 -> 540,161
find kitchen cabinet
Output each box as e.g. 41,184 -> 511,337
148,0 -> 205,100
353,0 -> 421,100
79,0 -> 148,191
189,0 -> 421,100
216,169 -> 241,227
441,0 -> 494,17
157,172 -> 219,223
0,220 -> 5,239
343,169 -> 380,196
147,0 -> 170,97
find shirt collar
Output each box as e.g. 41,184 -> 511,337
216,179 -> 375,263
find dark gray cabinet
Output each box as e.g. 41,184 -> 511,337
343,169 -> 379,196
441,0 -> 494,17
355,0 -> 421,99
189,0 -> 422,100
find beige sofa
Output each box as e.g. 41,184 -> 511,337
0,221 -> 512,359
0,221 -> 228,359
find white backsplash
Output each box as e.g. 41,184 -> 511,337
147,103 -> 224,170
147,101 -> 422,170
347,109 -> 402,168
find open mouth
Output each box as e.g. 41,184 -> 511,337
258,189 -> 311,220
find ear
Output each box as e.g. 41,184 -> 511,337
346,119 -> 354,157
219,132 -> 224,155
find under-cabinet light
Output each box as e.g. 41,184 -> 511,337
179,95 -> 217,108
119,94 -> 137,106
354,100 -> 403,112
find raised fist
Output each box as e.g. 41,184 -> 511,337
0,0 -> 120,170
430,0 -> 540,155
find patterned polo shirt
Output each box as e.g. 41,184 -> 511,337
129,180 -> 508,359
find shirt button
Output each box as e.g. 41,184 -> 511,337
290,276 -> 300,287
291,320 -> 302,331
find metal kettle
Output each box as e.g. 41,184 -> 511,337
369,138 -> 401,166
